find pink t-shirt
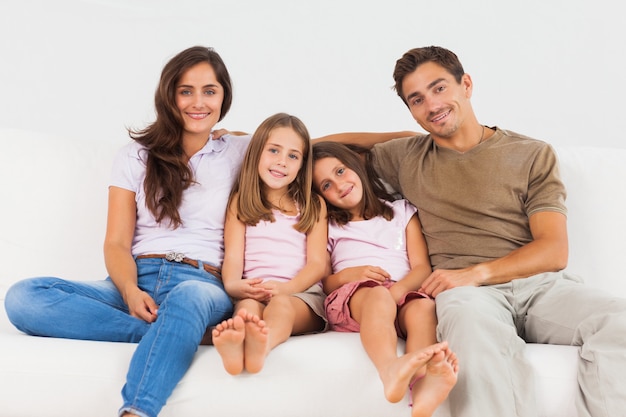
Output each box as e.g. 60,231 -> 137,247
328,199 -> 417,282
243,210 -> 306,283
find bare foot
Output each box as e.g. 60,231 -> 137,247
381,341 -> 448,403
410,348 -> 459,417
212,310 -> 247,375
242,311 -> 270,374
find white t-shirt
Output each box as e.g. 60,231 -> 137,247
328,199 -> 417,282
109,134 -> 250,265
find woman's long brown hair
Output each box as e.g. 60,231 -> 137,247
128,46 -> 233,228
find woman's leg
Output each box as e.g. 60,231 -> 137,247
120,262 -> 232,417
4,276 -> 147,342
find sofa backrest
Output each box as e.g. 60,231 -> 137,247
555,145 -> 626,295
0,129 -> 123,297
1,128 -> 624,299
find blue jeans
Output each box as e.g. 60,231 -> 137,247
4,258 -> 233,417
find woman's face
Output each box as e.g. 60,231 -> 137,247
175,62 -> 224,140
313,156 -> 363,216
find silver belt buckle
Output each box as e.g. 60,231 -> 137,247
165,252 -> 185,262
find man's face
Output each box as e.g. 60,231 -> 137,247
401,61 -> 473,140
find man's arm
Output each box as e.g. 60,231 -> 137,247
312,131 -> 418,149
214,130 -> 418,149
420,211 -> 568,297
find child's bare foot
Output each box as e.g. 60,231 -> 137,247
212,310 -> 247,375
242,311 -> 270,374
410,348 -> 458,417
381,341 -> 447,403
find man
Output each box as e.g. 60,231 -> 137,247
342,46 -> 626,416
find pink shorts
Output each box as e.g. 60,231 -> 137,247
324,279 -> 430,338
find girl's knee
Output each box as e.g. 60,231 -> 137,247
267,294 -> 295,311
362,285 -> 394,306
403,297 -> 435,315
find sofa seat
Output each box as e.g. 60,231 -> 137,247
1,128 -> 625,417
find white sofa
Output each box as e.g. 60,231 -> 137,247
1,127 -> 625,417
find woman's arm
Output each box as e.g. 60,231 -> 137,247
419,211 -> 568,297
104,186 -> 158,323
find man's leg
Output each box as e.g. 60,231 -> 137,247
523,272 -> 626,417
436,284 -> 537,417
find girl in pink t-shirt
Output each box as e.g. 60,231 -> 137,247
212,113 -> 328,375
312,141 -> 458,417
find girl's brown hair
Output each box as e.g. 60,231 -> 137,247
230,113 -> 321,233
129,46 -> 233,228
312,141 -> 394,225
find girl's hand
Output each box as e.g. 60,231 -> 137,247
212,129 -> 249,140
338,265 -> 391,283
212,128 -> 230,139
258,280 -> 291,297
226,278 -> 272,302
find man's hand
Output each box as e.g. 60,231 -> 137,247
419,267 -> 483,298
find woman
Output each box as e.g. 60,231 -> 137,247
4,46 -> 249,417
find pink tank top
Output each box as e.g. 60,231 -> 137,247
243,210 -> 306,283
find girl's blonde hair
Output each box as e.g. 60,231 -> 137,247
230,113 -> 321,233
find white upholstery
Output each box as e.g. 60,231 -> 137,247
1,128 -> 624,417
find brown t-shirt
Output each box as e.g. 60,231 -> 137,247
372,127 -> 567,270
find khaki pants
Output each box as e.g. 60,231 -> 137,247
435,272 -> 626,417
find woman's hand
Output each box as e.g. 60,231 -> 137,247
124,286 -> 159,323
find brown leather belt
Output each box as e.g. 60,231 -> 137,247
136,253 -> 222,279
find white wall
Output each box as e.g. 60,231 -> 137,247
1,0 -> 624,148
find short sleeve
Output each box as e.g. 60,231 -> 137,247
526,144 -> 567,217
109,141 -> 146,193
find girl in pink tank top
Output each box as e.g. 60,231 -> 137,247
212,113 -> 328,375
312,141 -> 458,417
